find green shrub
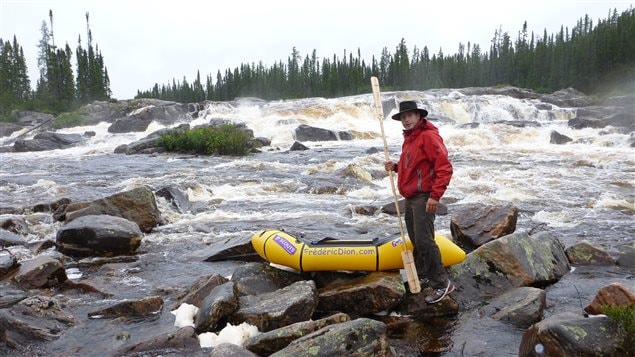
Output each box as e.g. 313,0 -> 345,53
601,305 -> 635,337
159,124 -> 252,156
52,112 -> 85,129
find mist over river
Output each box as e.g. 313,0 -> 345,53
0,88 -> 633,355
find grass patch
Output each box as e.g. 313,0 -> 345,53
52,112 -> 85,129
601,305 -> 635,337
159,124 -> 252,156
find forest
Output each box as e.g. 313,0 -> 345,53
1,7 -> 633,120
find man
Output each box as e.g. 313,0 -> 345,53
384,100 -> 454,303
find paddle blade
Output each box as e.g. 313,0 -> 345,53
401,250 -> 421,294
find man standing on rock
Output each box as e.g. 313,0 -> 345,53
384,101 -> 454,303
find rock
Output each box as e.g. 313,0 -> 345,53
616,244 -> 635,269
295,124 -> 337,142
449,231 -> 570,308
12,256 -> 67,289
271,318 -> 392,356
13,111 -> 55,125
479,287 -> 546,328
116,326 -> 202,356
156,185 -> 192,213
0,286 -> 29,308
0,122 -> 24,137
519,312 -> 631,356
243,312 -> 350,355
56,214 -> 143,257
195,282 -> 238,333
539,87 -> 592,107
565,241 -> 615,266
0,253 -> 19,277
0,295 -> 75,347
584,282 -> 635,315
230,280 -> 318,332
64,186 -> 161,233
171,274 -> 229,310
397,287 -> 460,318
32,197 -> 71,213
550,130 -> 573,144
289,141 -> 309,151
202,235 -> 263,263
230,262 -> 305,296
317,272 -> 405,316
0,230 -> 27,247
450,203 -> 518,250
336,164 -> 373,183
209,343 -> 258,357
87,296 -> 163,319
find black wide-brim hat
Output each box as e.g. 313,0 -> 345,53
391,100 -> 428,120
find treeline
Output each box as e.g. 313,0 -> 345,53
137,7 -> 634,102
0,11 -> 111,119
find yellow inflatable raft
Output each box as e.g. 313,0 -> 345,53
251,229 -> 465,272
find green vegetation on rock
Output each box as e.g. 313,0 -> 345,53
159,124 -> 252,156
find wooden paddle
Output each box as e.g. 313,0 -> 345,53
370,76 -> 421,294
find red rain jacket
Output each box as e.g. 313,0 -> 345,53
395,119 -> 453,201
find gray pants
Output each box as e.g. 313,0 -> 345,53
404,193 -> 448,289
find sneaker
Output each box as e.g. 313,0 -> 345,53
424,280 -> 455,304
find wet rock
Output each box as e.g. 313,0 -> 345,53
396,288 -> 459,318
13,132 -> 84,152
295,124 -> 338,141
195,282 -> 238,333
336,163 -> 373,183
449,231 -> 570,308
64,186 -> 161,233
32,197 -> 71,213
616,244 -> 635,269
0,285 -> 29,308
0,216 -> 28,234
584,282 -> 635,315
12,256 -> 67,289
519,312 -> 631,356
539,87 -> 592,107
550,130 -> 573,144
243,312 -> 350,355
0,230 -> 27,247
56,214 -> 143,257
210,343 -> 258,357
251,136 -> 271,148
230,280 -> 318,332
0,253 -> 19,277
317,272 -> 405,316
565,241 -> 615,266
121,124 -> 190,154
156,185 -> 192,213
479,287 -> 546,328
0,295 -> 76,347
271,318 -> 391,356
202,234 -> 261,263
53,201 -> 90,221
289,141 -> 308,151
87,296 -> 163,319
0,122 -> 23,137
450,203 -> 518,250
230,262 -> 305,296
351,205 -> 377,216
116,326 -> 202,356
172,274 -> 229,310
13,110 -> 55,125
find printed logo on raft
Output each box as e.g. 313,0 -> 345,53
391,238 -> 404,248
274,235 -> 297,255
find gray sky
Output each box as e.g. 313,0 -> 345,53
2,0 -> 633,99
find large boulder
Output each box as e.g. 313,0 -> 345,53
64,186 -> 161,233
450,203 -> 518,250
56,214 -> 143,257
449,231 -> 570,308
519,312 -> 631,356
271,318 -> 392,356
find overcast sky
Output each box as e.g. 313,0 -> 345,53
2,0 -> 633,99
